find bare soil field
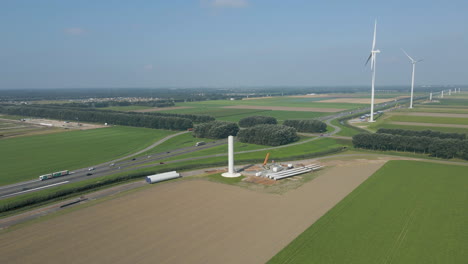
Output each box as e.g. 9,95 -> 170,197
0,159 -> 385,264
318,97 -> 405,104
223,105 -> 345,112
133,106 -> 193,112
24,118 -> 106,130
389,121 -> 468,128
396,112 -> 468,118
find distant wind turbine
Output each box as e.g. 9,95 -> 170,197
402,49 -> 423,109
365,20 -> 380,122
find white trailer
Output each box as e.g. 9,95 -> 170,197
146,171 -> 180,184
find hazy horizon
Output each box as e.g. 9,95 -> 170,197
1,0 -> 467,89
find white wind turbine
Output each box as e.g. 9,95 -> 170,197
402,49 -> 423,109
365,20 -> 380,122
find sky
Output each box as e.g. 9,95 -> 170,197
0,0 -> 467,89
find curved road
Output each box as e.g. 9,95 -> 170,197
0,97 -> 408,199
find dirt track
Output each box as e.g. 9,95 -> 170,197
223,105 -> 345,112
0,160 -> 385,264
389,121 -> 468,128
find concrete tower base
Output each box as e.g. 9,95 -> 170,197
222,172 -> 241,178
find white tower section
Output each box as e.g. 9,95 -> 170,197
222,136 -> 241,178
429,92 -> 432,101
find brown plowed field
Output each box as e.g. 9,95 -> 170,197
133,106 -> 193,112
0,160 -> 386,264
223,105 -> 345,112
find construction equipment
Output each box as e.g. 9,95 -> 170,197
262,153 -> 270,169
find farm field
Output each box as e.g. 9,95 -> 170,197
384,115 -> 468,126
0,158 -> 386,264
410,107 -> 468,114
0,118 -> 62,138
156,107 -> 328,122
158,137 -> 341,163
174,96 -> 367,109
268,160 -> 468,264
0,126 -> 175,186
368,123 -> 468,135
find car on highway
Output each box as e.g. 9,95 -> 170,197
88,167 -> 95,171
86,173 -> 93,176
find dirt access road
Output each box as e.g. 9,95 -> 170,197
0,159 -> 385,264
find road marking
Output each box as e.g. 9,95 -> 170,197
0,181 -> 70,198
0,179 -> 40,190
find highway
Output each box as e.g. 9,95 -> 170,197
0,97 -> 410,199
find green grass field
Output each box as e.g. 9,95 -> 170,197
158,107 -> 328,122
409,107 -> 468,114
175,97 -> 366,109
385,115 -> 468,126
369,123 -> 468,135
331,119 -> 362,137
268,160 -> 468,264
158,137 -> 340,163
0,126 -> 174,185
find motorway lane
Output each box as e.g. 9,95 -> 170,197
0,97 -> 410,199
0,139 -> 227,199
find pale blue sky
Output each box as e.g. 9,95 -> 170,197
1,0 -> 467,89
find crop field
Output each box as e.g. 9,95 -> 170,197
175,96 -> 366,110
0,158 -> 386,264
158,137 -> 341,163
269,160 -> 468,264
423,98 -> 468,108
369,123 -> 468,135
411,107 -> 468,114
0,118 -> 61,138
0,126 -> 174,186
157,107 -> 328,122
384,115 -> 468,126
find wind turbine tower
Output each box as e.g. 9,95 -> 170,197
365,20 -> 380,122
402,49 -> 423,109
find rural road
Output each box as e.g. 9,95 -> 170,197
0,97 -> 409,199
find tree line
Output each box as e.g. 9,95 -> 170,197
237,124 -> 299,146
352,132 -> 468,160
0,105 -> 193,130
376,128 -> 466,140
193,121 -> 240,139
283,119 -> 327,133
53,100 -> 175,108
239,116 -> 277,127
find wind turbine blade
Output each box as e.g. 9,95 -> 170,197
372,20 -> 377,50
365,53 -> 372,67
401,48 -> 414,62
416,59 -> 424,63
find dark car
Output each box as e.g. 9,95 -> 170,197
132,158 -> 136,161
86,173 -> 93,176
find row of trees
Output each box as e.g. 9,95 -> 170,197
55,100 -> 175,108
239,116 -> 277,127
377,128 -> 465,140
192,121 -> 240,139
0,105 -> 193,130
237,124 -> 299,146
352,133 -> 468,160
283,119 -> 327,133
144,111 -> 214,123
22,104 -> 215,123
